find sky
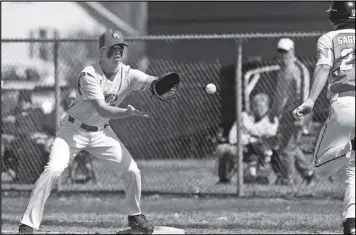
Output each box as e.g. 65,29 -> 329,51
1,2 -> 106,111
1,2 -> 105,38
1,2 -> 105,65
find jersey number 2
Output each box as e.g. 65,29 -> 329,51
340,48 -> 355,71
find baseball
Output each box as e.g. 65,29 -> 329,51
206,83 -> 216,94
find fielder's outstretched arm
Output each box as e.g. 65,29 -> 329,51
79,73 -> 148,119
129,69 -> 157,91
91,99 -> 146,119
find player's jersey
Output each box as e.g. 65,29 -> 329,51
67,62 -> 148,126
316,29 -> 355,98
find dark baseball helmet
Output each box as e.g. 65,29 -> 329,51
326,1 -> 355,26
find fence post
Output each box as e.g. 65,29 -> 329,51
234,40 -> 244,197
53,39 -> 61,192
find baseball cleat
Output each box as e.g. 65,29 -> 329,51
19,224 -> 34,234
128,214 -> 154,234
304,171 -> 317,187
343,218 -> 356,235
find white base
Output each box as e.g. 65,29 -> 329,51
2,226 -> 185,234
1,231 -> 84,234
117,226 -> 185,234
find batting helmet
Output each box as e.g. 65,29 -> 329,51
326,1 -> 355,27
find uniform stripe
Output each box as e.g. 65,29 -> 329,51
295,59 -> 310,103
78,72 -> 95,96
315,154 -> 346,167
313,107 -> 332,164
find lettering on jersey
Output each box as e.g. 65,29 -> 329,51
340,48 -> 355,71
337,35 -> 355,45
105,93 -> 118,105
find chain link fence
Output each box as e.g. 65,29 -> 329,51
2,32 -> 344,198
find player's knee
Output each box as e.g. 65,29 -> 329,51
127,160 -> 140,175
314,162 -> 339,178
45,163 -> 66,177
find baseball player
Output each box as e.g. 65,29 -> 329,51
292,2 -> 355,234
18,29 -> 179,234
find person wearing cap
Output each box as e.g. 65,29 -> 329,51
270,38 -> 316,186
2,90 -> 47,184
19,29 -> 159,234
292,2 -> 355,233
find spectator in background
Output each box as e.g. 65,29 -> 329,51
41,89 -> 76,138
215,93 -> 279,184
270,38 -> 316,186
3,90 -> 45,133
2,90 -> 47,183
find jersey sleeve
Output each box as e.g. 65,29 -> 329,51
316,34 -> 334,67
128,68 -> 150,91
78,72 -> 104,100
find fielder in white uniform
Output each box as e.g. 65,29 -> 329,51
293,2 -> 355,234
19,29 -> 157,234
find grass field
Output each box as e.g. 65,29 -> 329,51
2,159 -> 345,198
1,158 -> 346,234
1,194 -> 344,234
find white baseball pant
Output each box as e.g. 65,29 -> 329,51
20,116 -> 142,229
313,95 -> 355,221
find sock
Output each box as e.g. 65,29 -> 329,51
343,218 -> 355,235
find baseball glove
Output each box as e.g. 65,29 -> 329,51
150,72 -> 180,101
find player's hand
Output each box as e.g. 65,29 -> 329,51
292,99 -> 314,120
126,105 -> 150,118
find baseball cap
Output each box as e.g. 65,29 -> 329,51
99,29 -> 128,48
277,38 -> 294,52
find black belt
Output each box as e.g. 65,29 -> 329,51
68,116 -> 108,132
338,91 -> 355,97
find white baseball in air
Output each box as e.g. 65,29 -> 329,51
205,83 -> 216,94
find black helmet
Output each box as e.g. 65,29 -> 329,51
327,1 -> 355,26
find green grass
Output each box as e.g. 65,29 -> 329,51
1,195 -> 344,234
2,159 -> 345,198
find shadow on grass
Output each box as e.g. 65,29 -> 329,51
2,218 -> 117,229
